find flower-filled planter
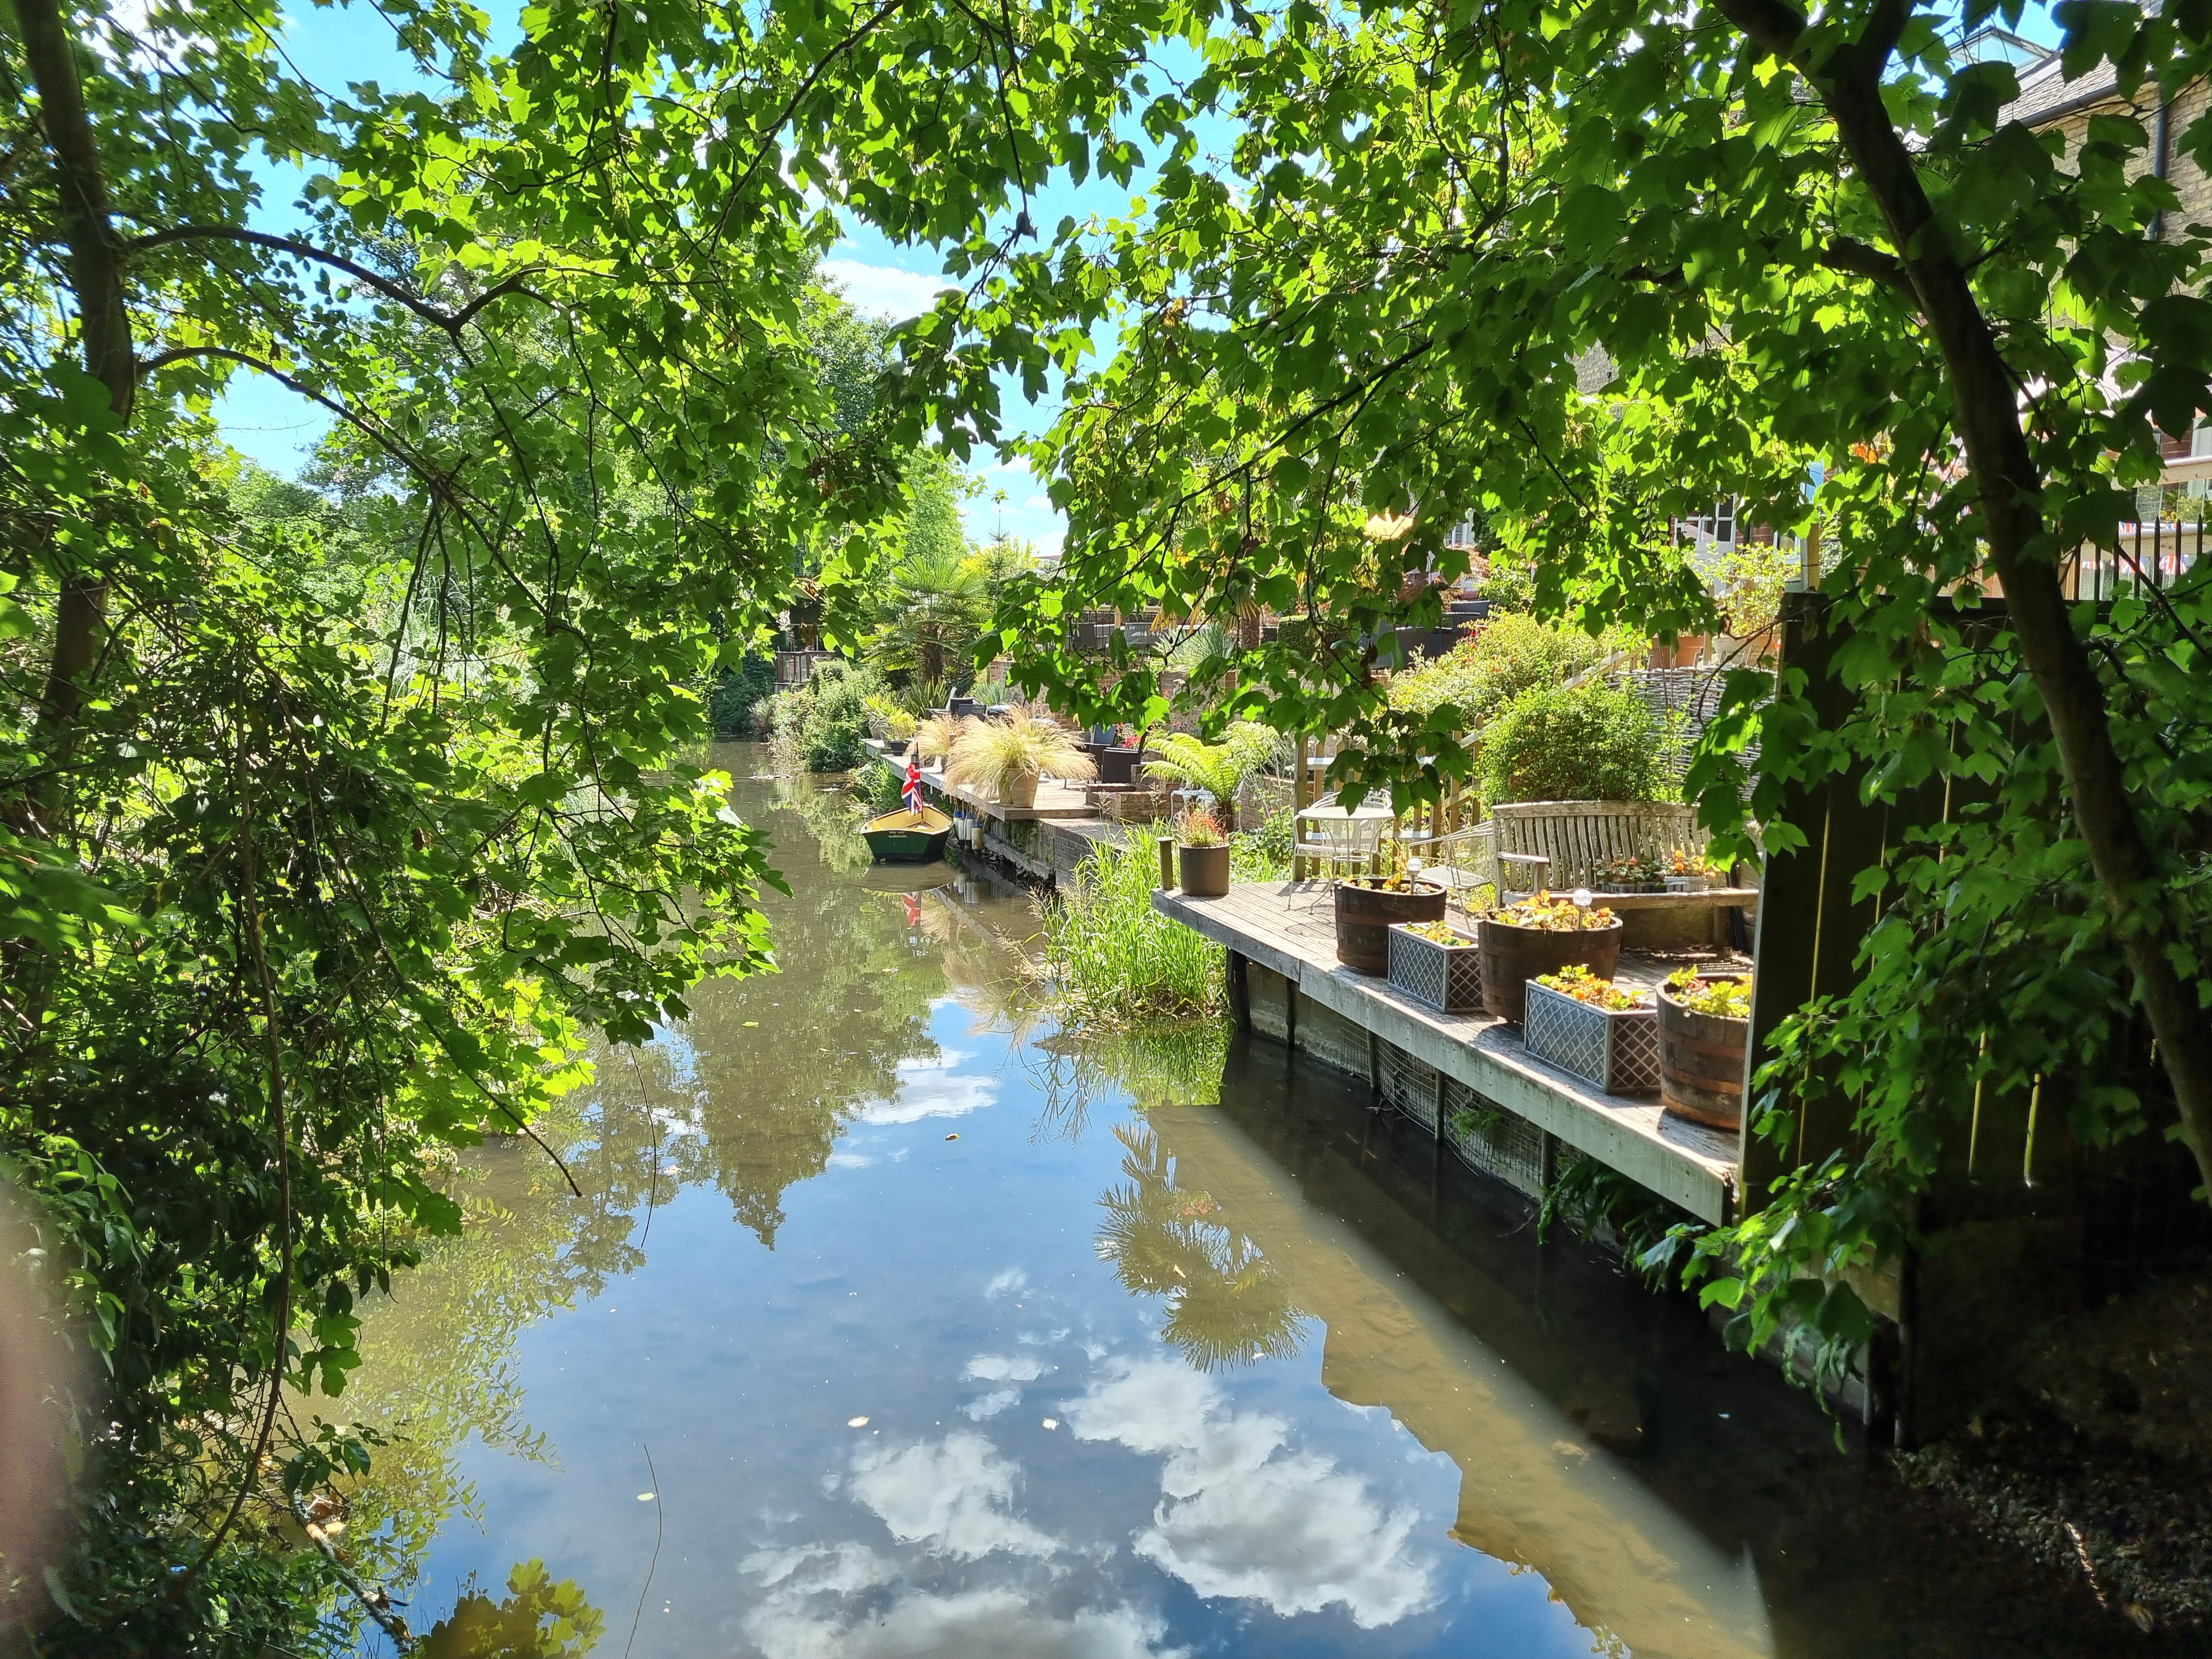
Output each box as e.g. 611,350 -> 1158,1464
1594,854 -> 1666,895
1386,921 -> 1482,1013
1656,969 -> 1752,1130
1522,968 -> 1658,1095
1476,894 -> 1623,1024
1176,808 -> 1231,898
1333,878 -> 1445,973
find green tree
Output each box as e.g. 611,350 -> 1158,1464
949,2 -> 2212,1375
0,0 -> 1144,1648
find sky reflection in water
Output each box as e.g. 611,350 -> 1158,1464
349,755 -> 1765,1658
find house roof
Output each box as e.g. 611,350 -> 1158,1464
2001,48 -> 2133,127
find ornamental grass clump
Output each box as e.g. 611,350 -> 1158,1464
1039,839 -> 1221,1021
911,712 -> 967,764
1665,967 -> 1752,1018
944,708 -> 1097,798
1537,964 -> 1645,1010
1491,891 -> 1619,930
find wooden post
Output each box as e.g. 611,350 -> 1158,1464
1157,834 -> 1175,890
1227,949 -> 1251,1029
1432,1067 -> 1447,1147
1367,1030 -> 1381,1104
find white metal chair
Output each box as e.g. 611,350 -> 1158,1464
1292,803 -> 1389,883
1420,822 -> 1551,922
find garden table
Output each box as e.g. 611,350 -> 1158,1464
1292,802 -> 1392,882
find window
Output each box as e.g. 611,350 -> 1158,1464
1688,498 -> 1736,545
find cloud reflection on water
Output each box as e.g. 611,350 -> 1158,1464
1066,1356 -> 1438,1629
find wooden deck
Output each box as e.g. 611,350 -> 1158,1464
1154,881 -> 1741,1223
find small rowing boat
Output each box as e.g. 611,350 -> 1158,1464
861,804 -> 952,864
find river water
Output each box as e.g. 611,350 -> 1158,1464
337,748 -> 2100,1658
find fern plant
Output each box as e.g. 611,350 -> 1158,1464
1142,723 -> 1278,829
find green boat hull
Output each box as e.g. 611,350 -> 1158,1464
862,806 -> 952,864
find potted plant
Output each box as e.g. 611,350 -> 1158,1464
1142,724 -> 1278,832
1175,806 -> 1232,898
911,712 -> 968,769
1594,853 -> 1666,895
1387,918 -> 1482,1013
1660,849 -> 1724,893
1522,966 -> 1659,1094
944,709 -> 1097,808
1656,968 -> 1752,1129
1100,723 -> 1148,785
1333,836 -> 1446,973
1476,892 -> 1623,1024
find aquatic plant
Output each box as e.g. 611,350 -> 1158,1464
1037,838 -> 1221,1022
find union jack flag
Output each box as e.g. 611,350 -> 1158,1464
904,754 -> 924,814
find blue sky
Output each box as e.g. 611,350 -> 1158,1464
212,2 -> 2063,559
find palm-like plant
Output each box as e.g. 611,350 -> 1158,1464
1142,723 -> 1278,830
874,545 -> 986,685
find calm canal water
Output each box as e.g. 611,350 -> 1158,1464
340,746 -> 2108,1658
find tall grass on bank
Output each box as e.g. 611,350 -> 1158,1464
1040,838 -> 1223,1021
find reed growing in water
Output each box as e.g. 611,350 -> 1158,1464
1038,838 -> 1222,1021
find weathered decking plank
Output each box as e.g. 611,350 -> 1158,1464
1153,881 -> 1739,1223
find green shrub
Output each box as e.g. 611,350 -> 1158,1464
707,650 -> 778,734
1040,839 -> 1222,1020
1386,613 -> 1630,727
852,757 -> 905,812
1479,681 -> 1668,804
765,660 -> 881,771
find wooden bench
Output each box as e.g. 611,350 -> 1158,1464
1488,800 -> 1757,949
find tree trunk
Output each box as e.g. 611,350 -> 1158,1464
1720,0 -> 2212,1193
19,0 -> 130,783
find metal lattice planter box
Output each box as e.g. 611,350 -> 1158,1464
1522,978 -> 1661,1096
1386,923 -> 1483,1013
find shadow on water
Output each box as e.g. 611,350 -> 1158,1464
328,743 -> 2143,1658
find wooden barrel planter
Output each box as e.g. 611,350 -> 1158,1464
1177,843 -> 1231,898
1656,979 -> 1751,1130
1333,879 -> 1445,973
1476,917 -> 1623,1024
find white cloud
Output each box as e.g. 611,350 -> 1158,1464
849,1432 -> 1061,1562
1065,1357 -> 1436,1629
857,1053 -> 996,1125
819,258 -> 958,320
742,1541 -> 891,1596
963,1389 -> 1021,1421
743,1584 -> 1180,1659
964,1355 -> 1047,1384
984,1268 -> 1029,1300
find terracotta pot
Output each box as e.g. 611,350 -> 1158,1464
1333,879 -> 1446,973
1476,916 -> 1623,1024
1657,979 -> 1750,1130
1177,843 -> 1231,898
1000,770 -> 1039,809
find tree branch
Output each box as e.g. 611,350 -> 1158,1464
128,224 -> 543,335
1819,236 -> 1919,302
